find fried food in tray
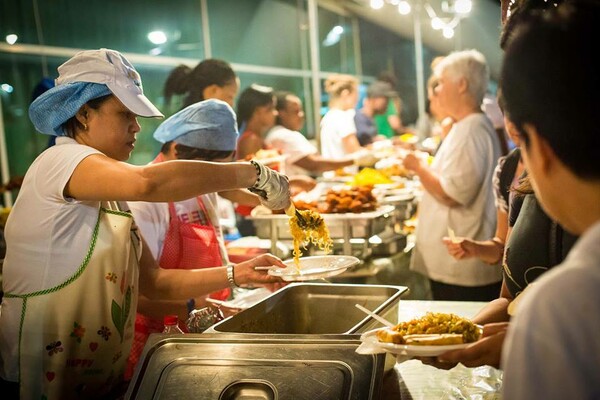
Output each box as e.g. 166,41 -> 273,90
294,186 -> 378,214
376,312 -> 481,346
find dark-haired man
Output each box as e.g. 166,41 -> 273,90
499,1 -> 600,398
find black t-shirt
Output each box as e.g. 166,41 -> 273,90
504,194 -> 578,297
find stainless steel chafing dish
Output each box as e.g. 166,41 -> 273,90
248,205 -> 395,255
208,283 -> 408,335
127,283 -> 409,399
126,334 -> 386,400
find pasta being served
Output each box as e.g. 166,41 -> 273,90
289,209 -> 333,269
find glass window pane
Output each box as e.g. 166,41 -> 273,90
0,0 -> 205,59
358,18 -> 442,125
208,0 -> 308,70
1,53 -> 59,177
318,7 -> 356,74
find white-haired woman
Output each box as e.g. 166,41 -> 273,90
403,49 -> 503,301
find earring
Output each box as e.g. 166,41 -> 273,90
83,123 -> 88,130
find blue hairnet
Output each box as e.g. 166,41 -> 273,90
29,82 -> 112,136
153,99 -> 239,151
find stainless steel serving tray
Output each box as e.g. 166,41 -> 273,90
249,205 -> 395,240
208,283 -> 408,335
126,334 -> 386,400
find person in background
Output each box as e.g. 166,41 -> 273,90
161,58 -> 240,160
319,74 -> 364,167
414,57 -> 454,149
126,99 -> 276,379
163,58 -> 239,110
0,49 -> 290,399
162,58 -> 254,240
424,0 -> 578,370
442,90 -> 524,267
374,71 -> 405,137
483,93 -> 510,155
236,84 -> 277,160
235,84 -> 298,235
354,81 -> 398,146
498,2 -> 600,398
236,85 -> 317,193
403,49 -> 502,301
266,91 -> 374,177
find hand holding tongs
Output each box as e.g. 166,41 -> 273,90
285,203 -> 308,229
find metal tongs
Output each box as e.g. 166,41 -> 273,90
285,203 -> 309,229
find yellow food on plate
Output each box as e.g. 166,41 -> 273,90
398,133 -> 418,144
348,168 -> 392,186
377,312 -> 481,345
289,209 -> 333,269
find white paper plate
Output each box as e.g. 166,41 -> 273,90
267,255 -> 360,281
360,328 -> 479,357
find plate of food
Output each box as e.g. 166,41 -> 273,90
360,312 -> 482,357
267,255 -> 360,281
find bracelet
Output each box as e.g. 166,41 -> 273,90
226,264 -> 239,287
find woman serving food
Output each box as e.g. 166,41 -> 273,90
0,49 -> 290,400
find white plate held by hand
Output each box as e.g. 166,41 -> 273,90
268,255 -> 360,281
360,327 -> 481,357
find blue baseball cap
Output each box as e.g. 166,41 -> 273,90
153,99 -> 239,151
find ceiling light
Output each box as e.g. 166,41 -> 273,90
454,0 -> 472,14
5,34 -> 18,45
398,1 -> 411,15
431,17 -> 444,30
370,0 -> 384,10
147,31 -> 167,45
443,26 -> 454,38
1,84 -> 14,93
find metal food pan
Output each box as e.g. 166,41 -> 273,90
208,282 -> 408,335
249,205 -> 395,240
126,334 -> 386,400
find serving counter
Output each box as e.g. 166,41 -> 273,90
127,287 -> 503,399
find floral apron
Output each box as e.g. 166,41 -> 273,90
4,201 -> 140,399
127,196 -> 229,379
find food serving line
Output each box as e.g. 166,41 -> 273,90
126,286 -> 502,399
125,146 -> 504,399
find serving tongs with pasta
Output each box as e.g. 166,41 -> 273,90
285,203 -> 310,229
286,203 -> 333,270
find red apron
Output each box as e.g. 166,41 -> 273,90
126,194 -> 230,379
